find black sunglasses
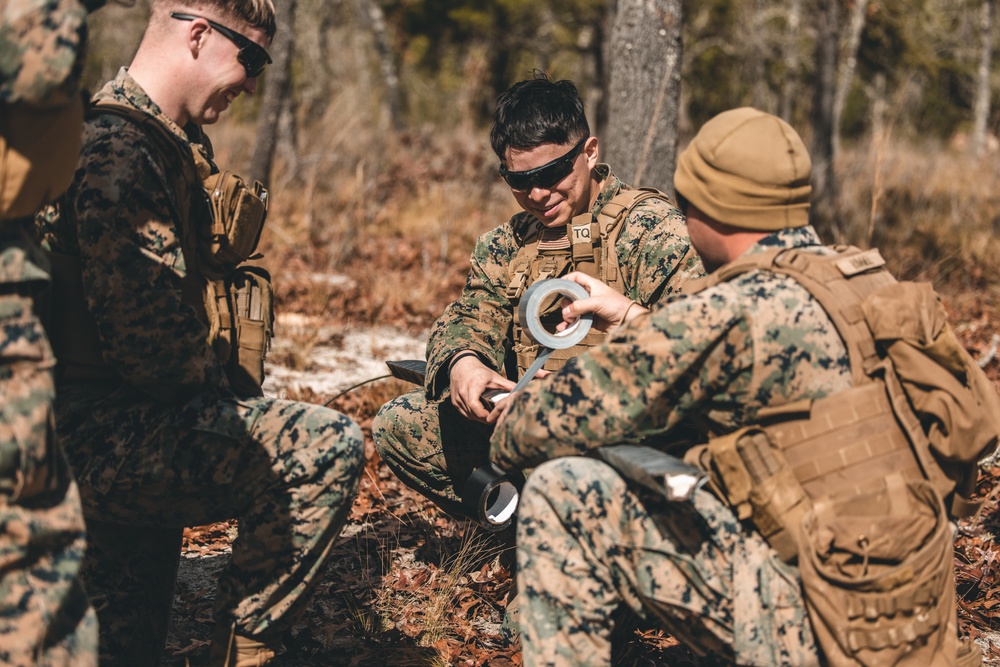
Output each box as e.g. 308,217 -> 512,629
499,137 -> 589,191
171,12 -> 272,78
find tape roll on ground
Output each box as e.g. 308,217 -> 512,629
461,464 -> 524,532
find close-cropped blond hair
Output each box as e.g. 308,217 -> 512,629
154,0 -> 276,40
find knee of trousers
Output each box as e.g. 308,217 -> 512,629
292,410 -> 365,496
520,458 -> 623,521
371,401 -> 400,459
371,391 -> 437,463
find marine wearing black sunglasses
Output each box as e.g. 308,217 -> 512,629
170,11 -> 272,78
498,136 -> 588,191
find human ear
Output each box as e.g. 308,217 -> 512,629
186,17 -> 211,56
584,136 -> 599,169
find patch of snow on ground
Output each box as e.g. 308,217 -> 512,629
263,313 -> 428,400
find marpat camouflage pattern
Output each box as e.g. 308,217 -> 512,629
39,69 -> 364,665
492,225 -> 848,666
0,0 -> 96,664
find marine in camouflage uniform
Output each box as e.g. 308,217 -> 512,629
373,76 -> 701,521
36,4 -> 364,665
490,109 -> 847,666
0,0 -> 105,664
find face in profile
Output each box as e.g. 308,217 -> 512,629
175,12 -> 271,125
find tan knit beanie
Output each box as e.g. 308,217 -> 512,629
674,107 -> 811,230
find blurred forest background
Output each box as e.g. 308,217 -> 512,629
80,0 -> 1000,312
78,1 -> 1000,664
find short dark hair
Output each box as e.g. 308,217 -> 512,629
489,73 -> 590,161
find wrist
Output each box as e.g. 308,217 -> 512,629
448,350 -> 480,374
618,301 -> 645,328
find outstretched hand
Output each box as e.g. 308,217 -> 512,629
557,271 -> 649,332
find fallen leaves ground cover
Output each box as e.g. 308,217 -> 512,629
158,253 -> 1000,666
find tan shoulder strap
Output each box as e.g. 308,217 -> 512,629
583,187 -> 670,288
505,220 -> 543,302
688,246 -> 894,386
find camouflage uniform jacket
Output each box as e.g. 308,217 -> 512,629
490,225 -> 854,470
39,68 -> 233,489
0,0 -> 87,108
1,0 -> 88,284
424,164 -> 700,397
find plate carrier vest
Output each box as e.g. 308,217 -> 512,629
684,245 -> 996,667
46,100 -> 273,398
506,187 -> 683,376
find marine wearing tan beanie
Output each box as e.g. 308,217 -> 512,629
674,107 -> 812,231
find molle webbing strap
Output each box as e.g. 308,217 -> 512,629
590,187 -> 667,287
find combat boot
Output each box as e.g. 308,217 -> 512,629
208,621 -> 278,667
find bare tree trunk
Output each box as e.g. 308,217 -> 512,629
810,0 -> 840,242
250,0 -> 296,185
972,0 -> 995,157
605,0 -> 684,195
833,0 -> 869,161
593,1 -> 614,138
779,0 -> 802,121
353,0 -> 403,131
750,0 -> 769,109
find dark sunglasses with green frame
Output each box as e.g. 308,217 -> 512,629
170,11 -> 272,78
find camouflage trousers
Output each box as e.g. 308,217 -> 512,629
372,386 -> 495,520
54,386 -> 365,666
0,290 -> 97,667
516,457 -> 820,667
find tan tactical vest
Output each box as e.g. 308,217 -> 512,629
685,246 -> 995,667
507,187 -> 671,376
47,101 -> 273,398
1,96 -> 84,221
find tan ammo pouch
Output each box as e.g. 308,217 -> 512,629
798,479 -> 959,667
200,170 -> 268,267
702,381 -> 926,563
0,96 -> 84,220
205,266 -> 274,397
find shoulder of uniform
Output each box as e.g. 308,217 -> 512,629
627,191 -> 681,216
619,193 -> 685,235
84,111 -> 184,170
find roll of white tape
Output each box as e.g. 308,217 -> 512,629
517,278 -> 593,349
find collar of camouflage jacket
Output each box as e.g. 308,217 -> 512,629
94,67 -> 215,166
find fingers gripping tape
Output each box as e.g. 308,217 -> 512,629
510,278 -> 594,394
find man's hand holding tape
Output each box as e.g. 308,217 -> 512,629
449,352 -> 516,422
556,271 -> 650,333
486,272 -> 648,427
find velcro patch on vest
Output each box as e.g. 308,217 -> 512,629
835,248 -> 885,276
537,228 -> 571,251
